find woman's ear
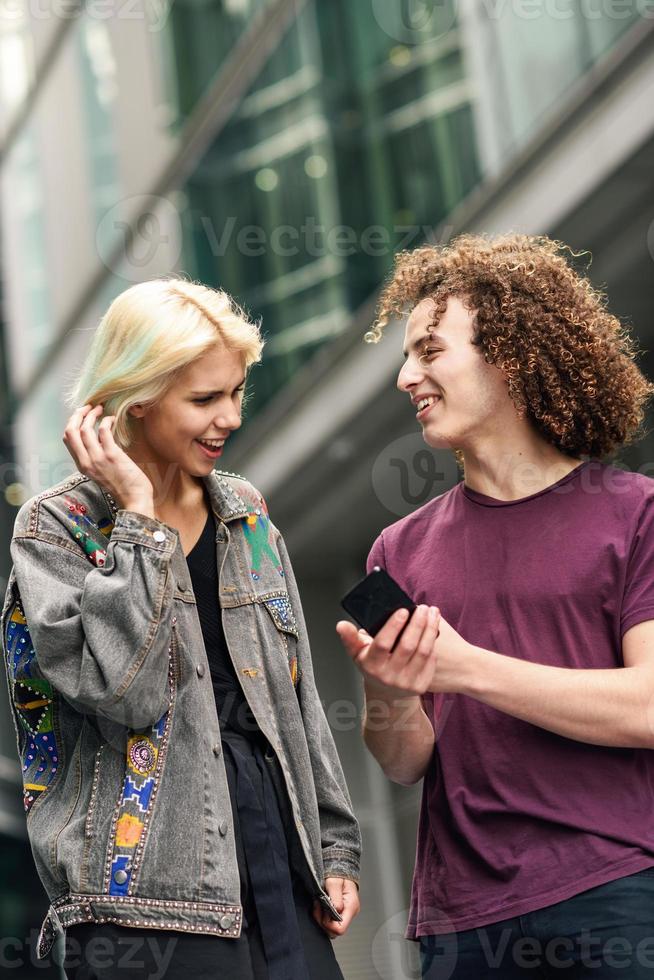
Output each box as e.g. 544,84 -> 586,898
127,404 -> 145,419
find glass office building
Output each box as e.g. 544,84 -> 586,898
0,2 -> 652,975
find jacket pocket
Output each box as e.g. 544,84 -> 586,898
260,592 -> 299,686
260,591 -> 298,637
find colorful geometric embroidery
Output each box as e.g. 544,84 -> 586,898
127,736 -> 157,776
3,491 -> 114,815
4,601 -> 59,813
62,494 -> 114,567
242,503 -> 284,582
107,709 -> 171,896
115,813 -> 144,848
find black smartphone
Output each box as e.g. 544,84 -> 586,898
340,566 -> 416,637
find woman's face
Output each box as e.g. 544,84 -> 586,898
128,344 -> 246,483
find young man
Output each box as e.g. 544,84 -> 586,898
337,233 -> 654,978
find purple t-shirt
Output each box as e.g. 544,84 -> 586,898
367,460 -> 654,938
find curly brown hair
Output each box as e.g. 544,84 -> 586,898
367,232 -> 653,458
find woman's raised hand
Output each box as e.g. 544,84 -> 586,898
63,404 -> 154,512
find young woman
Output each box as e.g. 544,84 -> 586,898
2,278 -> 360,979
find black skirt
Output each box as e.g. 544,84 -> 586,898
63,730 -> 344,980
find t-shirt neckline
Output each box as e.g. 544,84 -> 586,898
462,460 -> 591,508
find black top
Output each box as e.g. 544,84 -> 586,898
185,509 -> 261,740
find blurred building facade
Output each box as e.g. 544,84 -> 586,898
0,1 -> 653,976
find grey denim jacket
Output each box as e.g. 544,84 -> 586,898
1,468 -> 360,959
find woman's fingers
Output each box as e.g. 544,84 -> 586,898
62,405 -> 154,509
78,405 -> 105,467
63,404 -> 97,470
97,414 -> 116,446
62,403 -> 91,445
314,879 -> 360,938
78,404 -> 103,441
63,404 -> 106,475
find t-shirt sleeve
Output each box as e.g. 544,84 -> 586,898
621,495 -> 654,637
366,531 -> 386,575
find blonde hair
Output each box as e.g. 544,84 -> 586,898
65,277 -> 263,449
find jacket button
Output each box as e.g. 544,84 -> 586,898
153,530 -> 166,543
212,744 -> 221,757
220,914 -> 233,930
219,820 -> 229,836
196,664 -> 205,678
114,870 -> 128,885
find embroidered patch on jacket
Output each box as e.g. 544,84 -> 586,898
263,595 -> 298,636
4,601 -> 59,813
263,595 -> 300,686
106,709 -> 172,897
127,735 -> 157,776
62,494 -> 114,567
242,504 -> 284,581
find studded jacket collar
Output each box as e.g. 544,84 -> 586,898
1,468 -> 360,959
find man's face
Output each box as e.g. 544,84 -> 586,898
397,295 -> 511,451
129,344 -> 245,481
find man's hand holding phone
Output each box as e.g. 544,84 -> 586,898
336,604 -> 441,700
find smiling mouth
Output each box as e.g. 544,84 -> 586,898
195,439 -> 225,456
416,396 -> 441,419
